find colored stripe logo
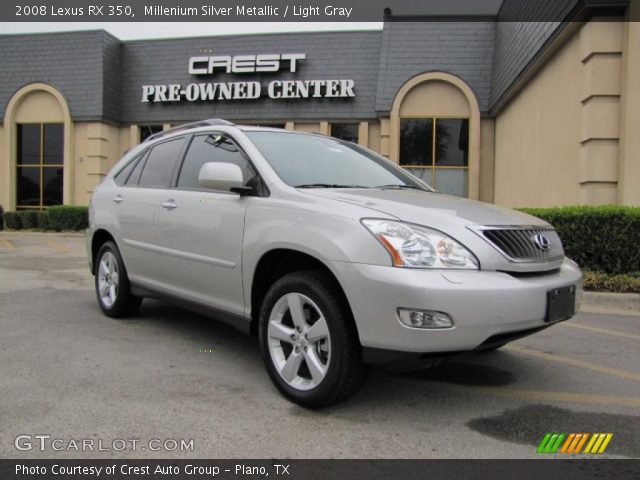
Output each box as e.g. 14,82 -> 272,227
537,433 -> 613,454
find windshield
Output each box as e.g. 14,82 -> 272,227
245,131 -> 433,190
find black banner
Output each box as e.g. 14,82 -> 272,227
0,0 -> 635,23
2,460 -> 640,480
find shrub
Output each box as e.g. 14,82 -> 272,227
520,206 -> 640,275
583,270 -> 640,294
3,211 -> 21,230
46,205 -> 89,231
37,211 -> 50,230
18,210 -> 39,229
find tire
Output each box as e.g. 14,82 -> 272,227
259,270 -> 366,408
94,241 -> 142,318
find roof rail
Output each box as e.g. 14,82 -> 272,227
143,118 -> 235,143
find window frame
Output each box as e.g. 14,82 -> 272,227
132,136 -> 189,190
16,122 -> 64,210
399,115 -> 470,196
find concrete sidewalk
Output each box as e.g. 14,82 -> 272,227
581,292 -> 640,318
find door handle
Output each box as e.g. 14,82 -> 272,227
112,195 -> 123,204
162,199 -> 178,210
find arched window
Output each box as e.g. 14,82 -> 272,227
3,83 -> 73,210
390,73 -> 480,199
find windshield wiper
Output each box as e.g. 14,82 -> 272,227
376,184 -> 429,191
294,183 -> 370,189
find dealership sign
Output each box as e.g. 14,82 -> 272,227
141,53 -> 355,103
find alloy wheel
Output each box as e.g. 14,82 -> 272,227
267,293 -> 331,390
97,251 -> 119,308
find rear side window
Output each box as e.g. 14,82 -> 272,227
138,138 -> 185,188
114,152 -> 144,186
177,134 -> 256,189
126,152 -> 147,186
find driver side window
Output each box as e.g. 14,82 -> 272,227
177,133 -> 257,190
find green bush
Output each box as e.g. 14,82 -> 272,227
46,205 -> 89,231
520,205 -> 640,275
18,210 -> 39,229
584,270 -> 640,294
3,211 -> 21,229
37,211 -> 50,230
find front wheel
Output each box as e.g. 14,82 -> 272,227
259,271 -> 366,408
95,241 -> 142,318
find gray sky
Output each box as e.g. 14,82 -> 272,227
0,22 -> 382,40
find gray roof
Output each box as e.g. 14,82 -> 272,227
0,17 -> 576,124
0,30 -> 118,122
375,21 -> 495,113
491,0 -> 581,107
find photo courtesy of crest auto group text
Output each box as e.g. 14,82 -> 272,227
0,0 -> 639,479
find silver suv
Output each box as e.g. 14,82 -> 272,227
87,119 -> 582,407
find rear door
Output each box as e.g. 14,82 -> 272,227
115,136 -> 186,289
155,132 -> 259,316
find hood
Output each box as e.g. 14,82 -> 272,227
303,189 -> 548,228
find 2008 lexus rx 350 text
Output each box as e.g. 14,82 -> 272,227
86,119 -> 582,407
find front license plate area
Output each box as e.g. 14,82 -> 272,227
546,285 -> 577,323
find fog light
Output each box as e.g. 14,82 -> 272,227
397,308 -> 454,329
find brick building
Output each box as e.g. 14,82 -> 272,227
1,0 -> 638,210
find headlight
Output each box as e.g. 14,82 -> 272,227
362,219 -> 479,269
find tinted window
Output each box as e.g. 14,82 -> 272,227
399,117 -> 469,197
43,167 -> 63,205
114,153 -> 143,186
44,124 -> 64,165
400,119 -> 433,167
435,119 -> 469,167
125,152 -> 147,186
17,167 -> 40,206
177,134 -> 256,189
139,125 -> 163,143
138,138 -> 184,188
331,123 -> 359,143
16,123 -> 64,208
17,124 -> 41,165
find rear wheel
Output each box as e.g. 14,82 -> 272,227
95,241 -> 142,318
259,271 -> 366,408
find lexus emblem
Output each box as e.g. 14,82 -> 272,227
533,234 -> 551,251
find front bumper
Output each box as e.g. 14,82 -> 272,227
331,258 -> 582,354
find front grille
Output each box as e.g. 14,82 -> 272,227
481,227 -> 564,262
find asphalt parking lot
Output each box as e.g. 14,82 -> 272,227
0,231 -> 638,459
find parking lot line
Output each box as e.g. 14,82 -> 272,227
469,386 -> 640,408
0,237 -> 16,251
45,238 -> 72,254
560,322 -> 640,341
505,344 -> 640,383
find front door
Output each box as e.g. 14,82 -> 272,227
155,133 -> 258,317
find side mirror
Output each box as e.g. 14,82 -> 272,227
198,162 -> 249,194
